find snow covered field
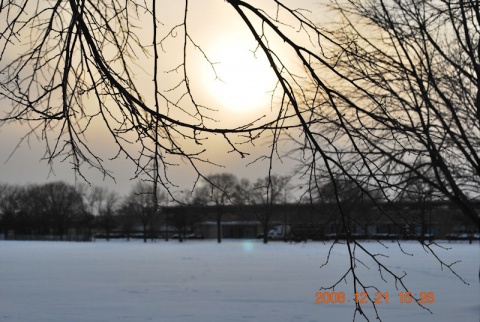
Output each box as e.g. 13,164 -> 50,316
0,240 -> 478,322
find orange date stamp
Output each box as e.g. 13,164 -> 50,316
315,291 -> 435,304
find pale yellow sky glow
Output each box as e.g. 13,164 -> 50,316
198,33 -> 277,115
0,0 -> 323,196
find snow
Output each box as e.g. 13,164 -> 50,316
0,240 -> 478,322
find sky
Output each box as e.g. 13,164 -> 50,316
0,0 -> 326,198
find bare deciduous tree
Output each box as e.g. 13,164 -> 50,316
233,178 -> 253,205
95,188 -> 119,241
124,181 -> 165,243
0,183 -> 21,239
252,174 -> 290,244
195,173 -> 239,243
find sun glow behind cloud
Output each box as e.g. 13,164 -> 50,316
183,0 -> 279,120
199,35 -> 277,115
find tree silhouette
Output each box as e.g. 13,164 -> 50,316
195,173 -> 238,243
252,174 -> 290,244
124,181 -> 164,243
0,184 -> 21,239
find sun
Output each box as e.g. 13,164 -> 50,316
200,37 -> 277,114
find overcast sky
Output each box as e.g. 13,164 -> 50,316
0,0 -> 325,197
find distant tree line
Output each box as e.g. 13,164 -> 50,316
0,173 -> 291,242
1,172 -> 477,243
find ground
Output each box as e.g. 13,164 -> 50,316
0,239 -> 478,321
